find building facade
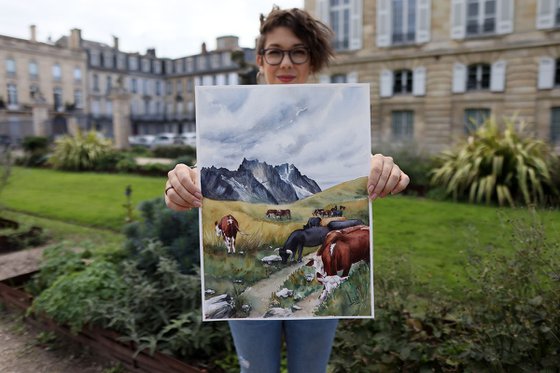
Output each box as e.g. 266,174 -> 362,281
305,0 -> 560,152
1,27 -> 256,145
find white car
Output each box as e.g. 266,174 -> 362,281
178,132 -> 196,147
151,133 -> 181,147
128,135 -> 155,147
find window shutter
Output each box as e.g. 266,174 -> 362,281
413,67 -> 426,96
416,0 -> 431,43
380,69 -> 393,97
316,0 -> 329,24
319,74 -> 330,84
497,0 -> 514,34
350,0 -> 363,50
490,60 -> 507,92
347,72 -> 359,83
536,0 -> 555,29
377,0 -> 392,47
538,57 -> 555,90
452,63 -> 466,93
450,0 -> 466,40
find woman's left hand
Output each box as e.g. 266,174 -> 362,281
367,154 -> 410,200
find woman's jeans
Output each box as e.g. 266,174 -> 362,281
228,319 -> 339,373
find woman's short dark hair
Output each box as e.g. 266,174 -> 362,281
257,6 -> 334,73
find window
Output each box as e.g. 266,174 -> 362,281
392,111 -> 414,140
331,74 -> 347,83
53,64 -> 61,81
187,79 -> 193,92
106,100 -> 113,116
166,81 -> 172,95
156,81 -> 161,96
106,76 -> 112,94
392,0 -> 416,43
117,54 -> 127,70
211,54 -> 221,69
537,0 -> 560,29
175,60 -> 183,73
89,50 -> 100,66
222,53 -> 231,67
143,79 -> 149,95
29,61 -> 38,79
329,0 -> 351,50
556,58 -> 560,86
142,59 -> 150,73
154,61 -> 161,74
186,57 -> 194,72
552,107 -> 560,143
176,80 -> 183,94
131,78 -> 137,94
467,63 -> 491,90
129,56 -> 138,71
466,0 -> 496,35
74,67 -> 82,82
53,87 -> 63,112
557,0 -> 560,25
93,74 -> 99,92
394,69 -> 413,94
464,108 -> 490,133
6,58 -> 16,77
29,84 -> 39,99
7,84 -> 18,106
103,52 -> 113,68
74,89 -> 82,108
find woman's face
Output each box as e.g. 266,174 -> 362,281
257,26 -> 311,85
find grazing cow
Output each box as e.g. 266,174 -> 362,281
312,208 -> 325,217
266,209 -> 279,219
330,209 -> 343,217
307,225 -> 370,299
215,214 -> 240,254
327,219 -> 365,231
279,226 -> 330,263
277,209 -> 291,220
303,217 -> 322,229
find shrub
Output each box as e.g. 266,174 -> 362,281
20,136 -> 50,167
431,116 -> 559,207
49,130 -> 114,171
152,145 -> 196,160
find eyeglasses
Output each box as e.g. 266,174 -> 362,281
260,47 -> 310,65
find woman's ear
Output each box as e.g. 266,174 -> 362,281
256,54 -> 263,68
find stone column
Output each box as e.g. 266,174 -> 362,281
109,76 -> 131,149
31,99 -> 49,137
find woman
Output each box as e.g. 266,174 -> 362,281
165,7 -> 409,373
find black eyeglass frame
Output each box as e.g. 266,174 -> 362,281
259,47 -> 311,65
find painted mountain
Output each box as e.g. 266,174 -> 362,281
201,158 -> 321,204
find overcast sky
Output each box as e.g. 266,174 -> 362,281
196,84 -> 371,190
0,0 -> 303,59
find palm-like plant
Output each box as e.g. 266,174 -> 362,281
431,116 -> 559,207
49,130 -> 113,171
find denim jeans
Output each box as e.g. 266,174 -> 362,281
228,319 -> 339,373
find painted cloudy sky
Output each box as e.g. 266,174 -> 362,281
196,84 -> 371,190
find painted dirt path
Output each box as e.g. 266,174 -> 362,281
242,252 -> 322,318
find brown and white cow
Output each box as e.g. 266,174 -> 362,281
215,214 -> 240,254
306,225 -> 370,300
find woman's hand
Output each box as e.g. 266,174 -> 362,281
164,163 -> 203,211
367,154 -> 410,200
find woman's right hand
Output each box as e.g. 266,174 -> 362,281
164,163 -> 203,211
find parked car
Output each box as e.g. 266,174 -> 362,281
128,135 -> 156,147
151,133 -> 181,147
178,132 -> 196,147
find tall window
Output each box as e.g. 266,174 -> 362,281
131,78 -> 137,94
129,56 -> 138,71
29,61 -> 38,79
466,0 -> 496,36
392,0 -> 416,43
556,58 -> 560,86
29,84 -> 39,99
93,74 -> 99,92
330,0 -> 351,50
53,87 -> 63,111
186,79 -> 193,92
74,89 -> 82,108
7,84 -> 18,106
394,69 -> 413,94
156,81 -> 161,96
166,81 -> 172,95
551,107 -> 560,144
467,63 -> 491,90
6,58 -> 16,77
392,111 -> 414,140
106,76 -> 112,94
176,80 -> 183,94
464,108 -> 490,133
52,64 -> 62,81
74,67 -> 82,82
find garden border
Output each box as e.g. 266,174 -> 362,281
0,271 -> 205,373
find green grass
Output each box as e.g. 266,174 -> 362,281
1,167 -> 165,230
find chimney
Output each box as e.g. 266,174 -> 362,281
201,42 -> 208,54
69,28 -> 82,49
146,48 -> 156,57
30,25 -> 37,42
217,36 -> 239,50
113,35 -> 119,50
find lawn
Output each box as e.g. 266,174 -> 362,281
1,167 -> 165,230
2,167 -> 559,293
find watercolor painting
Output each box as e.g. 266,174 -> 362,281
196,84 -> 373,321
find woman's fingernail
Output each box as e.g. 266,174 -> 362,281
370,193 -> 378,200
194,192 -> 203,200
367,185 -> 374,195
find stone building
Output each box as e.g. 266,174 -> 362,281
0,26 -> 87,143
305,0 -> 560,153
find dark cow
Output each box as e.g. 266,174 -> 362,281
307,225 -> 370,299
215,214 -> 240,254
327,219 -> 365,231
303,217 -> 322,229
312,208 -> 325,217
279,226 -> 330,264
